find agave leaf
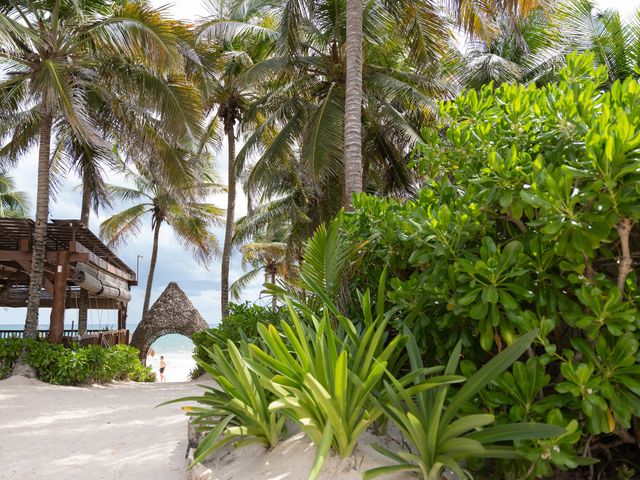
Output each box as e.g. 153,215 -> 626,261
466,422 -> 566,444
443,330 -> 537,425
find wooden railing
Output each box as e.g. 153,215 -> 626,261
0,329 -> 128,346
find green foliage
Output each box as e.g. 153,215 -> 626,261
178,271 -> 561,480
342,53 -> 640,475
366,331 -> 565,480
250,289 -> 405,463
266,217 -> 365,314
164,340 -> 285,465
251,272 -> 507,480
0,337 -> 24,378
192,302 -> 278,365
0,339 -> 154,385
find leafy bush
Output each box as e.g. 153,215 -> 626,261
0,339 -> 154,385
165,340 -> 286,465
0,337 -> 23,378
191,302 -> 279,378
341,53 -> 640,476
179,271 -> 561,480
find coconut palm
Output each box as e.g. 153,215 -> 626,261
256,0 -> 453,209
0,172 -> 28,218
196,0 -> 277,318
456,7 -> 553,88
100,159 -> 225,318
0,0 -> 195,338
231,241 -> 291,310
525,0 -> 640,85
233,0 -> 454,256
344,0 -> 363,211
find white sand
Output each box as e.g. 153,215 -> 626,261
0,376 -> 204,480
202,428 -> 414,480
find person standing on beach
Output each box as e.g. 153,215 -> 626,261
159,356 -> 166,382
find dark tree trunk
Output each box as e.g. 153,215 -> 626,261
221,124 -> 236,318
24,108 -> 53,339
142,218 -> 162,317
78,185 -> 91,335
344,0 -> 364,211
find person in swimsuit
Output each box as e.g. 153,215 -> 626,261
159,356 -> 166,382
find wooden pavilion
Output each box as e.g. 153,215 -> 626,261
0,219 -> 136,344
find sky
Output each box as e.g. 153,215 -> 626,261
2,0 -> 639,329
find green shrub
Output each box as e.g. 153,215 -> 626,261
190,302 -> 279,379
0,337 -> 24,378
176,272 -> 561,480
340,53 -> 640,476
250,273 -> 470,480
0,338 -> 154,385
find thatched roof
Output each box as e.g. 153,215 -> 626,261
130,282 -> 208,360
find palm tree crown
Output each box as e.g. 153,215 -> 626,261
100,158 -> 225,317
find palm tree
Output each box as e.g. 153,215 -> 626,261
0,0 -> 189,338
100,160 -> 225,318
196,0 -> 276,318
0,172 -> 28,218
344,0 -> 363,210
233,0 -> 454,254
52,18 -> 204,333
231,241 -> 291,310
525,0 -> 640,85
456,7 -> 552,88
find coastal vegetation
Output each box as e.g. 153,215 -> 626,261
181,56 -> 640,479
0,339 -> 154,384
3,0 -> 640,479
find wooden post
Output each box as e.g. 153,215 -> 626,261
49,251 -> 70,344
117,303 -> 127,331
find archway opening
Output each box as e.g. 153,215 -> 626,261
147,334 -> 196,382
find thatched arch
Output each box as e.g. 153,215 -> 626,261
130,282 -> 208,362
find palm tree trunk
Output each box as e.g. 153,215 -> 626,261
24,109 -> 53,339
142,218 -> 162,317
221,125 -> 236,318
78,185 -> 91,335
271,272 -> 277,311
80,185 -> 91,226
344,0 -> 364,211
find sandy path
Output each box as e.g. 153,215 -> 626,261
0,376 -> 203,480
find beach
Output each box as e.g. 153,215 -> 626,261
0,375 -> 205,480
146,334 -> 198,382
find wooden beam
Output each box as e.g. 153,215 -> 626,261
0,250 -> 88,263
118,304 -> 128,331
49,251 -> 70,344
14,260 -> 55,294
69,241 -> 136,284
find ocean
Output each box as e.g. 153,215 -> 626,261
145,334 -> 197,382
0,323 -> 198,383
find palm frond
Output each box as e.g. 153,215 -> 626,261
100,203 -> 149,247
